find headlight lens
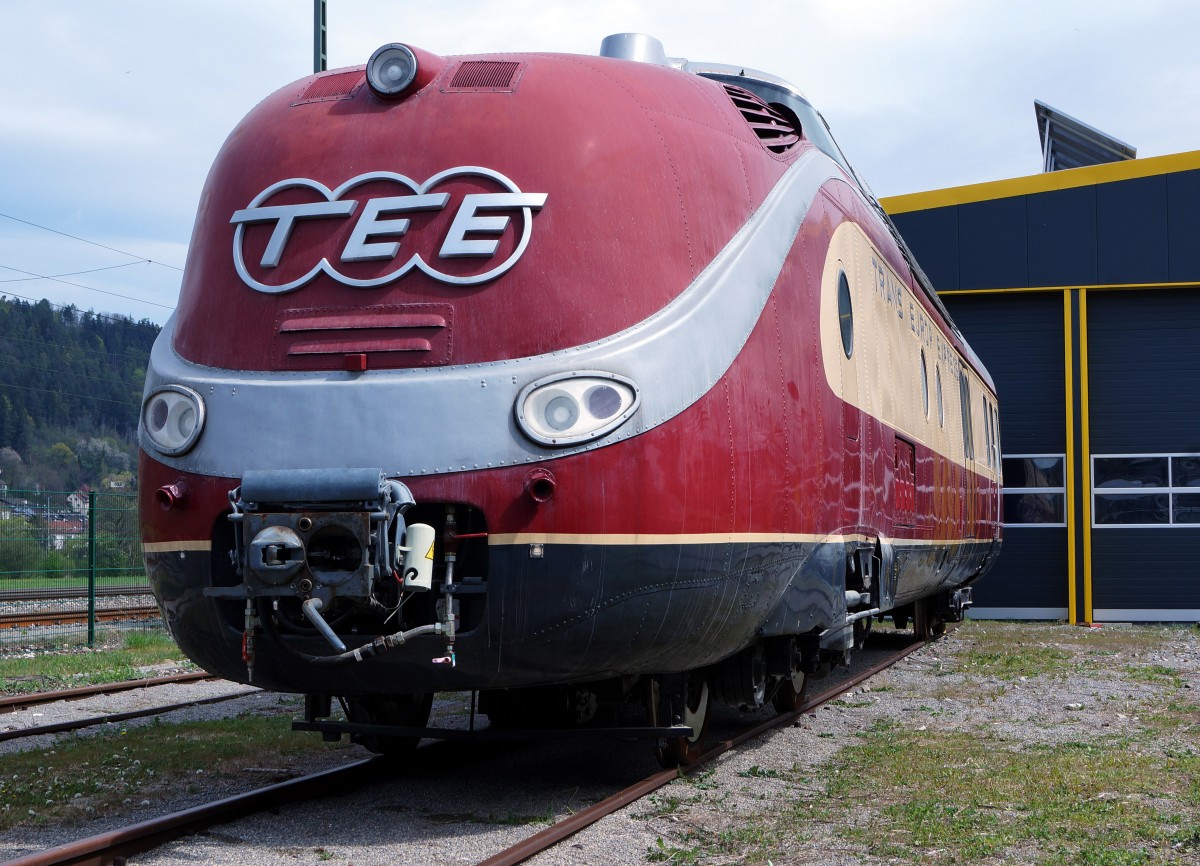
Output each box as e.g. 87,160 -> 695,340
141,385 -> 206,456
366,43 -> 418,98
516,372 -> 640,446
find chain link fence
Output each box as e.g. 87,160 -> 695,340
0,488 -> 160,651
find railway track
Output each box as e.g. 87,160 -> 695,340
1,636 -> 927,866
0,605 -> 161,630
1,672 -> 241,747
0,677 -> 255,746
0,671 -> 213,714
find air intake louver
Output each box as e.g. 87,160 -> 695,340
446,61 -> 522,91
295,71 -> 364,104
723,84 -> 801,154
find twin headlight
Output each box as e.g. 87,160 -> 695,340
515,372 -> 640,447
141,385 -> 205,457
141,371 -> 638,459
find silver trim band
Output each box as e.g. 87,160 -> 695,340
144,151 -> 842,478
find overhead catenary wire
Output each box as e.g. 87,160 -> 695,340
0,261 -> 152,283
0,212 -> 184,273
0,379 -> 142,408
0,265 -> 174,310
0,331 -> 157,364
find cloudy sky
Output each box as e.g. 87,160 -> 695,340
1,0 -> 1196,324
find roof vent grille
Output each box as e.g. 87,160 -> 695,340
295,71 -> 365,104
723,84 -> 801,154
446,61 -> 522,91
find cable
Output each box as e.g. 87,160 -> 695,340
0,290 -> 167,330
0,261 -> 151,283
0,212 -> 184,272
0,380 -> 141,408
0,266 -> 174,310
0,332 -> 155,364
1,357 -> 145,389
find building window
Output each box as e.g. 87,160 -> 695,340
1002,454 -> 1065,526
1093,454 -> 1200,527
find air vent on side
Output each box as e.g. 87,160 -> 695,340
722,84 -> 801,154
445,61 -> 523,92
294,71 -> 365,104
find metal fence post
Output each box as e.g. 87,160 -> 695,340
88,489 -> 96,646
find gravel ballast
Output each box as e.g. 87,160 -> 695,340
0,620 -> 1196,865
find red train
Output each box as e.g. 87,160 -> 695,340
139,33 -> 1001,764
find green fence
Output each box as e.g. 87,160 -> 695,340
0,488 -> 158,651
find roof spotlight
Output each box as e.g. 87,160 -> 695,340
367,43 -> 419,98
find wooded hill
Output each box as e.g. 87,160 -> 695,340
0,297 -> 159,492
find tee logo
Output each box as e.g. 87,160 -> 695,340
230,167 -> 547,293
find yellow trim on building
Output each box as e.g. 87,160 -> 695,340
1063,290 -> 1078,623
1079,291 -> 1093,625
940,281 -> 1200,297
880,149 -> 1200,215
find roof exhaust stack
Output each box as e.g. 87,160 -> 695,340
599,33 -> 685,68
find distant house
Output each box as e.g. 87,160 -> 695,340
104,472 -> 133,490
67,486 -> 90,514
46,514 -> 86,550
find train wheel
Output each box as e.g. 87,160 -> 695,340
344,692 -> 433,756
913,599 -> 946,642
768,638 -> 806,710
647,672 -> 710,768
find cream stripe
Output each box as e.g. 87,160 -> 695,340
487,532 -> 985,548
143,540 -> 212,553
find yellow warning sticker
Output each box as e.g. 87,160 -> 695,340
424,541 -> 435,561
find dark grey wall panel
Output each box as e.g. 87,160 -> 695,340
1167,169 -> 1200,281
1092,530 -> 1200,609
958,196 -> 1029,290
891,207 -> 959,291
1088,289 -> 1200,452
1028,186 -> 1097,287
974,529 -> 1068,609
943,292 -> 1065,453
1097,175 -> 1168,285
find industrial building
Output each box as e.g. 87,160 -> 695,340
882,103 -> 1200,623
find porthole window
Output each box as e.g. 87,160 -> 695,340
837,271 -> 853,358
935,366 -> 944,427
920,350 -> 929,418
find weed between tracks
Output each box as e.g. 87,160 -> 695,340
643,622 -> 1200,866
0,631 -> 194,695
0,711 -> 355,831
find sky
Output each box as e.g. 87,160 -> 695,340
1,0 -> 1197,325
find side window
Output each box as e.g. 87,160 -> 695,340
920,350 -> 929,418
837,271 -> 853,358
936,366 -> 944,428
959,367 -> 974,460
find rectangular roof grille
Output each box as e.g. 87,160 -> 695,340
295,71 -> 364,104
447,61 -> 522,91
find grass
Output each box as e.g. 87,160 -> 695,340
0,575 -> 148,592
644,622 -> 1200,866
821,721 -> 1200,865
0,630 -> 195,695
0,710 -> 354,831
